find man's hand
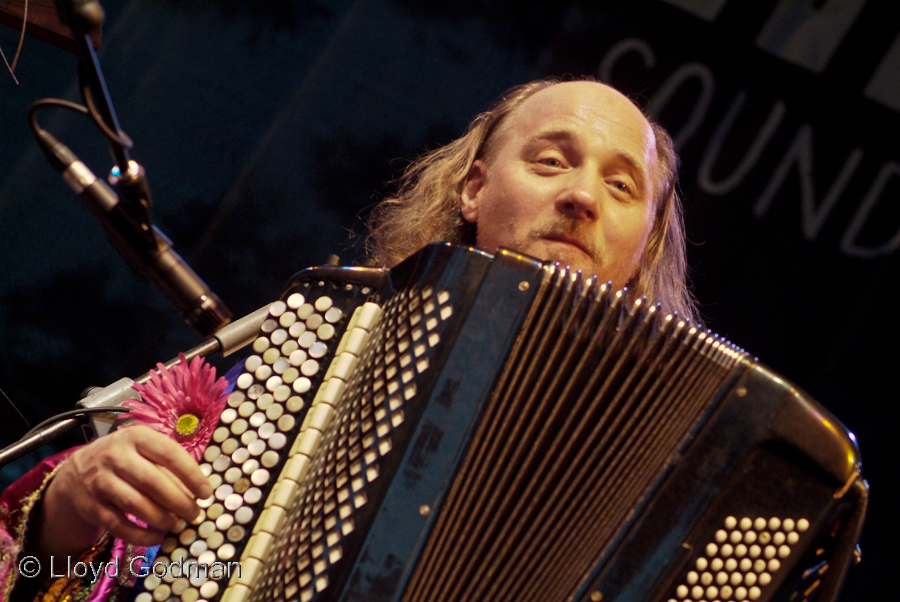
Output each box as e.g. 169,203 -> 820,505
37,426 -> 213,559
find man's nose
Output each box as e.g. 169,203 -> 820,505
555,171 -> 600,221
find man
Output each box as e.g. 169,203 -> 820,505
2,77 -> 695,600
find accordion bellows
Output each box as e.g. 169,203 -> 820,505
134,243 -> 866,602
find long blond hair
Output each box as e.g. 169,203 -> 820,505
367,77 -> 697,321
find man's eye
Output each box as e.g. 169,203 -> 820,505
538,157 -> 563,168
610,179 -> 633,195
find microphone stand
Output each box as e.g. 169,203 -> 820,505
32,0 -> 233,337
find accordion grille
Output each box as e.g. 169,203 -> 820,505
401,266 -> 747,602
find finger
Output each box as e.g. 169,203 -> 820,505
94,502 -> 166,547
103,478 -> 183,533
132,428 -> 213,500
114,453 -> 202,524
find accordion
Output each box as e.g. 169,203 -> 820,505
133,243 -> 866,602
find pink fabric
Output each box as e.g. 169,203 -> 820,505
0,448 -> 79,601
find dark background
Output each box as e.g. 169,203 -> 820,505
1,0 -> 896,598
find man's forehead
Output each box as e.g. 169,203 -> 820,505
511,82 -> 653,146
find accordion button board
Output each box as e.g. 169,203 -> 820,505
129,243 -> 866,602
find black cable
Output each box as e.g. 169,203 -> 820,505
22,406 -> 131,438
27,98 -> 134,150
79,73 -> 134,150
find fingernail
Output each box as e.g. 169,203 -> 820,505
200,482 -> 213,499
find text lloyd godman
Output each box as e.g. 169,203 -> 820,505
48,556 -> 242,581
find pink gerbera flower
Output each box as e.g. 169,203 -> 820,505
125,353 -> 229,461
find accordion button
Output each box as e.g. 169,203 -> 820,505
178,529 -> 197,546
216,513 -> 234,531
241,431 -> 258,446
236,506 -> 254,525
287,293 -> 305,309
300,360 -> 319,377
778,545 -> 791,558
786,532 -> 799,545
290,350 -> 308,367
676,585 -> 688,598
244,356 -> 263,373
252,338 -> 270,354
238,402 -> 256,418
281,368 -> 299,385
269,433 -> 287,450
234,478 -> 250,494
135,593 -> 152,602
278,415 -> 297,432
759,572 -> 772,586
232,448 -> 249,464
259,423 -> 276,439
151,584 -> 170,602
198,521 -> 216,539
199,581 -> 219,600
749,586 -> 761,600
261,319 -> 277,334
189,539 -> 207,557
686,571 -> 698,585
181,587 -> 200,602
206,504 -> 224,520
270,301 -> 286,318
279,312 -> 297,328
797,519 -> 809,532
251,469 -> 271,486
221,439 -> 239,456
206,532 -> 224,550
244,487 -> 263,505
227,392 -> 245,408
315,296 -> 333,312
325,307 -> 343,323
317,324 -> 335,341
227,524 -> 246,541
218,543 -> 236,561
225,493 -> 243,511
171,578 -> 189,596
250,412 -> 267,428
249,440 -> 267,456
297,304 -> 314,319
293,377 -> 312,394
289,322 -> 306,338
307,314 -> 324,331
272,329 -> 289,345
224,467 -> 241,484
243,459 -> 260,475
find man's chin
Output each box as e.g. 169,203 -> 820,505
528,240 -> 600,278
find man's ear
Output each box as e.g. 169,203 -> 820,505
460,159 -> 486,224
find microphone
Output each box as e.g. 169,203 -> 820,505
35,129 -> 232,337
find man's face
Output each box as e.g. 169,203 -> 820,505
461,81 -> 658,290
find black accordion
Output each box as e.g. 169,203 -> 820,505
133,243 -> 866,602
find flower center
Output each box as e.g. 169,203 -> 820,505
175,413 -> 200,437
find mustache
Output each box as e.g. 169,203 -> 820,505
526,218 -> 602,264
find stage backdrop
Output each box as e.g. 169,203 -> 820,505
1,1 -> 895,599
